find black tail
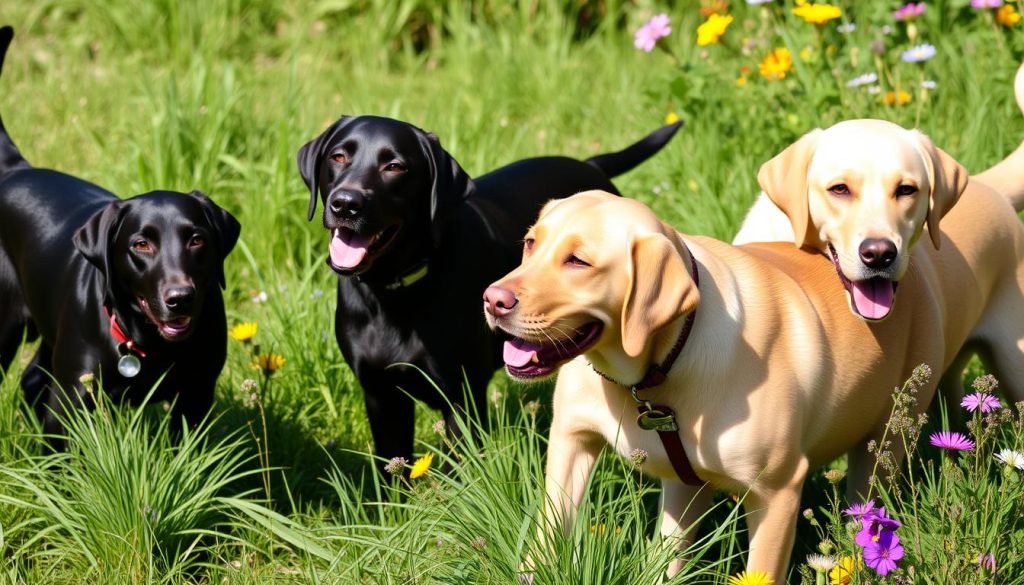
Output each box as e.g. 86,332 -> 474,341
585,120 -> 682,178
0,26 -> 28,178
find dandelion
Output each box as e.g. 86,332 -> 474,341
759,47 -> 792,80
847,72 -> 878,87
384,456 -> 407,475
901,43 -> 936,62
893,3 -> 926,21
665,111 -> 680,125
995,448 -> 1024,469
884,90 -> 912,106
634,13 -> 671,52
793,3 -> 842,25
863,531 -> 904,576
836,22 -> 856,33
696,13 -> 733,46
978,552 -> 997,571
229,322 -> 258,342
930,430 -> 975,451
409,452 -> 434,479
971,0 -> 1003,8
997,4 -> 1021,26
962,392 -> 1002,413
829,556 -> 858,584
844,500 -> 876,518
807,554 -> 836,572
727,571 -> 774,585
251,353 -> 286,374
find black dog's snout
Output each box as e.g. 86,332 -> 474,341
859,238 -> 898,269
483,286 -> 518,318
328,190 -> 365,219
163,286 -> 196,310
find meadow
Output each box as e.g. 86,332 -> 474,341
1,0 -> 1023,582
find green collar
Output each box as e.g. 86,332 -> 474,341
382,260 -> 429,290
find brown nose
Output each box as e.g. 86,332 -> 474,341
483,285 -> 518,317
859,238 -> 898,269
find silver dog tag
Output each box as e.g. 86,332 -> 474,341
118,354 -> 141,378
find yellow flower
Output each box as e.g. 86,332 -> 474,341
409,452 -> 434,479
736,76 -> 748,86
997,4 -> 1021,26
884,90 -> 912,106
696,13 -> 733,46
829,556 -> 858,584
793,3 -> 842,25
252,353 -> 286,373
728,571 -> 774,585
229,322 -> 258,342
665,111 -> 680,125
759,47 -> 792,80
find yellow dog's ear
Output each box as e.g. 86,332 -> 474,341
621,233 -> 700,358
913,131 -> 968,249
758,129 -> 823,249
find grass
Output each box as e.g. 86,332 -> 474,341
0,0 -> 1023,582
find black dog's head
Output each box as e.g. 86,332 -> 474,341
73,190 -> 241,341
297,115 -> 475,276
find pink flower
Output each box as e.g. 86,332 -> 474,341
844,500 -> 876,518
971,0 -> 1003,8
893,2 -> 926,20
961,392 -> 1001,413
634,13 -> 672,52
863,531 -> 904,576
930,431 -> 975,451
978,553 -> 997,572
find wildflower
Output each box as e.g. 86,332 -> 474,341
241,378 -> 257,392
972,373 -> 999,393
978,552 -> 997,571
884,90 -> 912,106
525,399 -> 540,417
930,430 -> 975,451
921,79 -> 937,89
863,531 -> 904,575
250,290 -> 268,303
836,22 -> 856,33
634,13 -> 671,52
759,47 -> 792,80
869,39 -> 887,55
229,322 -> 258,342
384,456 -> 407,475
995,448 -> 1024,470
971,0 -> 1003,8
251,353 -> 286,374
799,47 -> 813,61
807,554 -> 836,572
844,500 -> 876,518
793,3 -> 842,25
962,392 -> 1002,413
867,85 -> 882,94
665,111 -> 680,125
847,72 -> 878,87
893,3 -> 926,21
829,556 -> 858,584
727,571 -> 774,585
856,508 -> 901,548
901,43 -> 936,62
736,76 -> 748,86
410,452 -> 434,479
696,13 -> 733,46
470,536 -> 487,550
824,469 -> 845,484
630,448 -> 648,467
700,1 -> 730,17
79,372 -> 96,386
432,419 -> 446,436
590,523 -> 606,533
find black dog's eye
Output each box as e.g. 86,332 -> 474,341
828,183 -> 851,197
565,254 -> 591,268
132,240 -> 153,253
895,184 -> 918,197
524,238 -> 535,252
330,153 -> 348,165
383,162 -> 406,173
188,234 -> 205,249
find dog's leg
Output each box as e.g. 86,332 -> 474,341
661,480 -> 712,577
742,458 -> 809,582
20,343 -> 51,420
365,387 -> 415,469
973,285 -> 1024,403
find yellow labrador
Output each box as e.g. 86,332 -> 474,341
483,189 -> 1023,581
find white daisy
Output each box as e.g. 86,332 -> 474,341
996,448 -> 1024,470
847,72 -> 878,88
806,553 -> 836,572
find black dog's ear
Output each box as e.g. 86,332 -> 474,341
297,115 -> 354,222
417,131 -> 475,244
73,201 -> 126,276
189,190 -> 241,289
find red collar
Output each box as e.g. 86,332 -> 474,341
104,305 -> 146,358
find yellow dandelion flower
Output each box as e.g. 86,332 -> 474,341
759,47 -> 792,80
793,3 -> 842,25
829,556 -> 858,584
997,4 -> 1021,26
665,111 -> 680,125
696,13 -> 733,47
884,90 -> 912,106
252,353 -> 286,373
229,322 -> 258,342
799,47 -> 813,61
409,452 -> 434,479
728,571 -> 774,585
736,76 -> 748,86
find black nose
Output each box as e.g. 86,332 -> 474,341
483,285 -> 518,318
328,190 -> 365,219
163,286 -> 196,311
859,238 -> 898,269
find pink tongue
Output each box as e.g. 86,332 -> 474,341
329,230 -> 370,269
851,279 -> 894,320
503,339 -> 541,367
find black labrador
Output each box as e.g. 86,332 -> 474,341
297,114 -> 681,465
0,27 -> 240,445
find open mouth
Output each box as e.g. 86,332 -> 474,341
138,297 -> 194,340
501,322 -> 603,379
828,244 -> 898,322
328,225 -> 400,273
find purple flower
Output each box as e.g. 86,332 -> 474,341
893,2 -> 927,20
930,431 -> 975,451
634,14 -> 671,52
978,553 -> 997,571
844,500 -> 876,518
901,43 -> 936,62
863,531 -> 904,576
962,392 -> 1001,413
856,508 -> 902,548
971,0 -> 1003,8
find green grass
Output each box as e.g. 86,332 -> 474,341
1,0 -> 1023,582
